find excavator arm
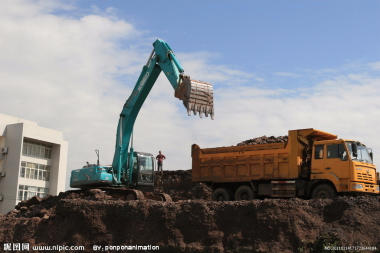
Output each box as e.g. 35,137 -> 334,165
112,39 -> 214,184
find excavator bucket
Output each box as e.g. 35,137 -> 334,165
175,75 -> 214,119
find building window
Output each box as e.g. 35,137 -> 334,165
20,161 -> 50,181
18,185 -> 48,201
22,141 -> 52,159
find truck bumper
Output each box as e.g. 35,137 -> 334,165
350,182 -> 379,194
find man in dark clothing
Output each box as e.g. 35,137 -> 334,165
156,151 -> 166,172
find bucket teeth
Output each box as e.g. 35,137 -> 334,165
175,75 -> 214,119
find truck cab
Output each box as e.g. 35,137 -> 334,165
311,139 -> 378,194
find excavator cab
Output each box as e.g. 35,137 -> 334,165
134,152 -> 154,186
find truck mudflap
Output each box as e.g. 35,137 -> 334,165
175,74 -> 214,119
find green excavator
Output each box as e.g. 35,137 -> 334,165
70,39 -> 214,200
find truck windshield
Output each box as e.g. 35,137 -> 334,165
345,141 -> 373,164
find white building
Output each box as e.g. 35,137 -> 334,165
0,113 -> 68,214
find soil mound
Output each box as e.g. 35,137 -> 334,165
0,170 -> 379,253
154,170 -> 212,201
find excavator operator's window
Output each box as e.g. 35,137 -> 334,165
137,155 -> 153,184
314,145 -> 324,159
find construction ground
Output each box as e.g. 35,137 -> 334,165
0,169 -> 379,252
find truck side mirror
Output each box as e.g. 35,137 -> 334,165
352,143 -> 358,158
369,150 -> 373,161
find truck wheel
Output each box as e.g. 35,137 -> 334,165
212,188 -> 231,201
311,184 -> 336,199
234,185 -> 254,200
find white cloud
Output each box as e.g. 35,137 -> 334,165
187,74 -> 380,166
369,61 -> 380,71
1,0 -> 379,191
0,0 -> 144,186
0,0 -> 73,18
134,67 -> 380,173
0,0 -> 260,188
177,52 -> 263,83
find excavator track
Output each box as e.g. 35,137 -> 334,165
77,187 -> 172,202
157,193 -> 172,202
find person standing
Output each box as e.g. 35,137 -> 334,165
156,151 -> 166,172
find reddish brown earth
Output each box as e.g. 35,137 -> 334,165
0,170 -> 379,253
154,170 -> 212,201
237,135 -> 288,146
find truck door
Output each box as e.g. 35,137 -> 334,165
312,142 -> 349,192
324,143 -> 350,181
323,143 -> 350,192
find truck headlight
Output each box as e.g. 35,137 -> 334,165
376,185 -> 379,192
352,183 -> 363,190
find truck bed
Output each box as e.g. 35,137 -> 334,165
191,142 -> 298,182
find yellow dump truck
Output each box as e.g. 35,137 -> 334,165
192,128 -> 379,200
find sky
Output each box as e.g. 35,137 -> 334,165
1,0 -> 380,189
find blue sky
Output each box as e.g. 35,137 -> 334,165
1,0 -> 380,184
71,0 -> 380,88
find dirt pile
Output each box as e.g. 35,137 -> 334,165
237,135 -> 288,146
154,170 -> 212,201
1,194 -> 379,252
0,171 -> 379,253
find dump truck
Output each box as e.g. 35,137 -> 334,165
192,128 -> 379,200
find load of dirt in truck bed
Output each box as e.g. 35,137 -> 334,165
0,170 -> 379,253
237,135 -> 288,146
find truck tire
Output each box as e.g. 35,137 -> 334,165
234,185 -> 254,200
311,184 -> 336,199
212,188 -> 231,201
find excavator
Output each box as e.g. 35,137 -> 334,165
70,39 -> 214,201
